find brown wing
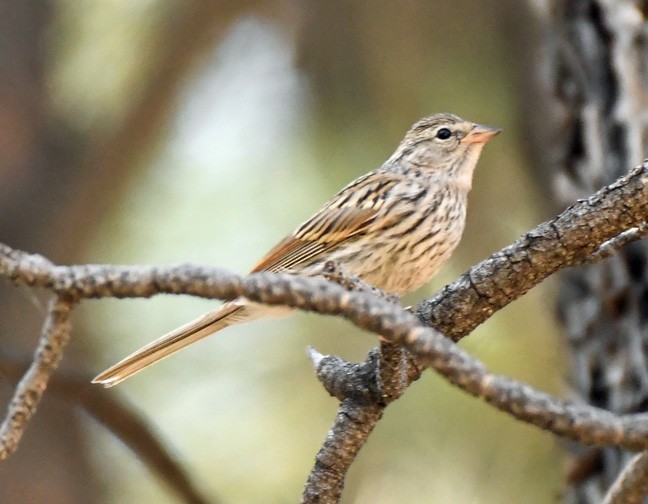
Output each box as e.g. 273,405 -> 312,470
251,170 -> 400,273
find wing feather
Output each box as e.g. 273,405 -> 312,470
251,170 -> 401,273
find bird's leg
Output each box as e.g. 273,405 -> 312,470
322,260 -> 401,305
319,260 -> 416,402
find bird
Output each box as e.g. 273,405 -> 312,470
93,113 -> 500,387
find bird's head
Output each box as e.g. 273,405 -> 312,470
389,113 -> 501,190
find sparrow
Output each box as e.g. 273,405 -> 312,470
93,113 -> 500,387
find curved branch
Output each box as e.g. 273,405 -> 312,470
0,164 -> 647,445
0,160 -> 647,501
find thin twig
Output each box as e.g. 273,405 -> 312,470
0,296 -> 73,460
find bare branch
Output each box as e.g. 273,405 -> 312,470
301,399 -> 383,504
0,159 -> 647,499
417,161 -> 648,340
2,161 -> 646,318
304,157 -> 646,496
3,246 -> 648,452
303,342 -> 414,503
0,296 -> 73,460
304,263 -> 414,502
3,243 -> 648,450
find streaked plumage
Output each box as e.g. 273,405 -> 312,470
94,113 -> 500,387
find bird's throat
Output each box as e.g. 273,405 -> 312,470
451,145 -> 485,193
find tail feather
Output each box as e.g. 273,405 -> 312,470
93,302 -> 248,387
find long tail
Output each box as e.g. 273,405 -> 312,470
93,301 -> 253,387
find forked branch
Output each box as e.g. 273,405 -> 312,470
0,161 -> 647,503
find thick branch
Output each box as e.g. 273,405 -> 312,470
304,342 -> 413,503
418,161 -> 648,340
302,400 -> 383,504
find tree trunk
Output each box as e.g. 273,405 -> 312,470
533,1 -> 648,500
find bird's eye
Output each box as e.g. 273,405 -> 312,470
436,128 -> 452,140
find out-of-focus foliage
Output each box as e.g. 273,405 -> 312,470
41,1 -> 564,502
52,0 -> 171,131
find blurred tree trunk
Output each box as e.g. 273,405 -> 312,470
532,1 -> 648,501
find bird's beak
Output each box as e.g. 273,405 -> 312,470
463,124 -> 502,144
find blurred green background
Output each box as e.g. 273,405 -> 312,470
0,1 -> 564,503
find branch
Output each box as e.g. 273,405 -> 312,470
417,161 -> 648,340
17,252 -> 644,450
0,296 -> 73,460
302,397 -> 383,504
303,340 -> 414,503
0,161 -> 647,501
303,160 -> 648,501
301,160 -> 648,500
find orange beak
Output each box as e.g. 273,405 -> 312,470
463,124 -> 501,144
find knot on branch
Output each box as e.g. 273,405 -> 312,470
309,343 -> 420,407
321,260 -> 400,304
309,261 -> 416,407
308,348 -> 382,404
0,244 -> 54,287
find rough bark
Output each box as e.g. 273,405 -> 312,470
532,1 -> 648,501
